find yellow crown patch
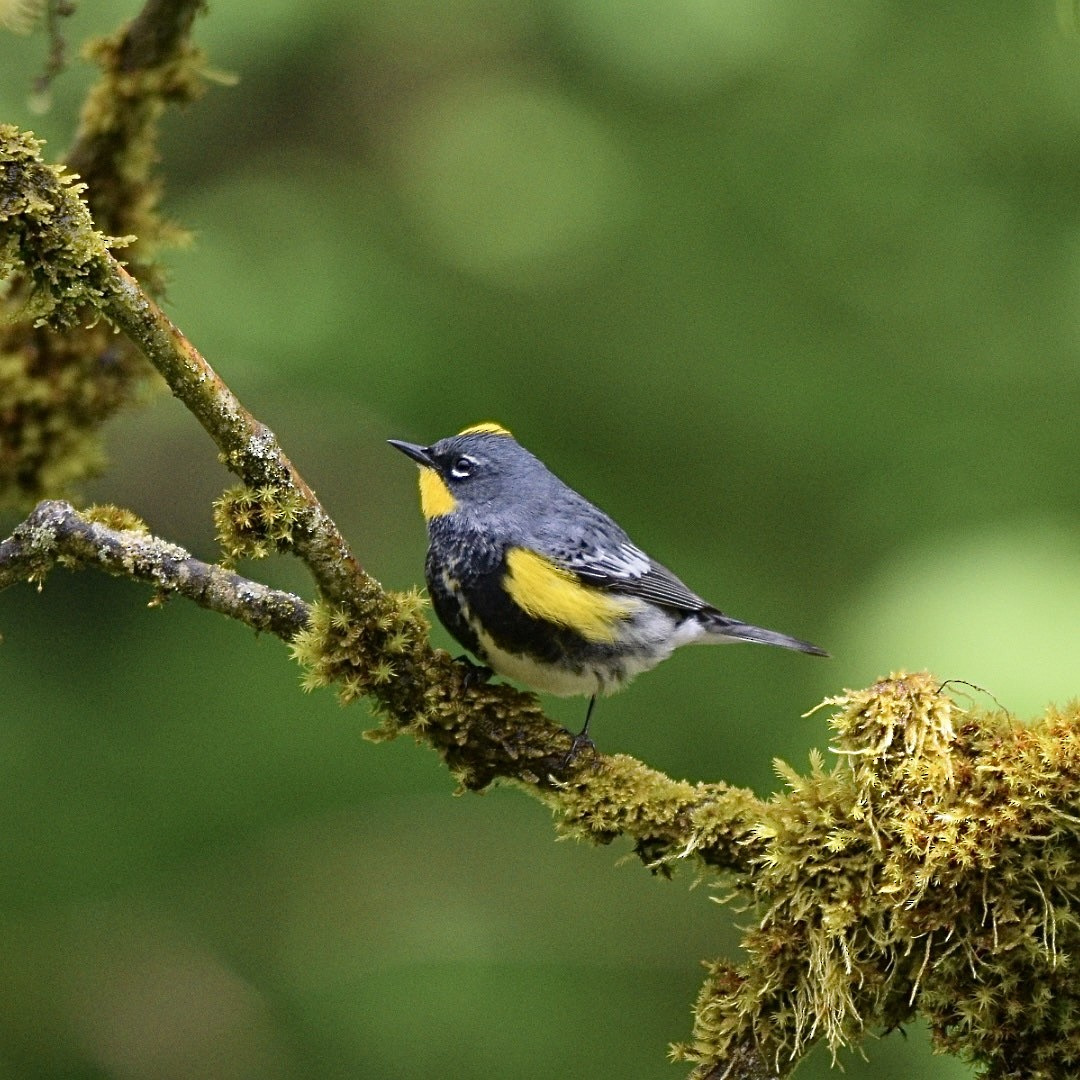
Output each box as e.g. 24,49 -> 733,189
457,422 -> 512,438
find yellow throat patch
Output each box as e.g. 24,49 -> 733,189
504,547 -> 635,643
418,467 -> 456,519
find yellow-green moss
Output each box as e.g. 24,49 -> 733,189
290,591 -> 431,708
0,126 -> 159,507
0,0 -> 210,505
70,25 -> 209,286
83,503 -> 150,533
0,126 -> 127,326
0,322 -> 160,507
289,591 -> 565,791
213,483 -> 309,563
677,672 -> 1080,1079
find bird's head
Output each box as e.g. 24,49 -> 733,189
389,422 -> 543,521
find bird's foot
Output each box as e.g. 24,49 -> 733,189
454,655 -> 493,690
560,729 -> 597,770
451,652 -> 494,686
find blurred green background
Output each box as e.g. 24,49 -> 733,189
4,1 -> 1080,1077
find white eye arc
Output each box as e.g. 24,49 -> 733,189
449,455 -> 477,479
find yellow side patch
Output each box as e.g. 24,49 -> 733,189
458,421 -> 512,438
504,547 -> 634,643
418,467 -> 456,519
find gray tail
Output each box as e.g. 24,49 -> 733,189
701,611 -> 829,657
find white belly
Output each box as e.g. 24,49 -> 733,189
472,624 -> 605,696
470,604 -> 691,698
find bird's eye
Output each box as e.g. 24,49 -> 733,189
449,456 -> 476,479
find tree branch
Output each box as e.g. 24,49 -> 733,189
113,0 -> 206,72
99,260 -> 373,607
66,0 -> 210,277
0,496 -> 767,880
0,0 -> 210,506
0,500 -> 309,638
4,129 -> 766,886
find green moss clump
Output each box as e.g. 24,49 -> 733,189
290,591 -> 432,708
290,592 -> 562,791
213,483 -> 309,563
0,2 -> 211,507
0,126 -> 157,507
0,126 -> 126,326
0,323 -> 161,508
83,503 -> 150,533
70,25 -> 210,288
678,672 -> 1080,1078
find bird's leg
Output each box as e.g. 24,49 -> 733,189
562,694 -> 597,766
580,693 -> 596,739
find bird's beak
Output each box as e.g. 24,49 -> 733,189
388,439 -> 435,468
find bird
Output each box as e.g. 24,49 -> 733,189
389,422 -> 826,749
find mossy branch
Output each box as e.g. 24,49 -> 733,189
0,498 -> 765,877
1,127 -> 766,870
676,675 -> 1080,1079
0,0 -> 209,507
12,493 -> 1080,1080
66,0 -> 210,279
101,258 -> 376,607
0,499 -> 310,636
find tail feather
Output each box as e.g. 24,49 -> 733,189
700,611 -> 829,657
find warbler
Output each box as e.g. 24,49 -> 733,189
389,422 -> 826,743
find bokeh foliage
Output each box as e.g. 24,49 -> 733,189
4,2 -> 1080,1078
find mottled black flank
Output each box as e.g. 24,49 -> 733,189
425,515 -> 632,683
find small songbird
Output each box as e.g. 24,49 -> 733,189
389,422 -> 827,745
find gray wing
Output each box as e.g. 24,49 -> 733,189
521,474 -> 713,613
520,485 -> 828,655
550,535 -> 711,613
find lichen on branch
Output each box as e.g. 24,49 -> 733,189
0,499 -> 310,636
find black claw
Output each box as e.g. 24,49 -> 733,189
560,730 -> 597,769
454,655 -> 493,689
